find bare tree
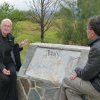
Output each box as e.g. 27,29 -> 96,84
29,0 -> 58,42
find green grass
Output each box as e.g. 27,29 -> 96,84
13,20 -> 59,61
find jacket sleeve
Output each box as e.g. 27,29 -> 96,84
75,47 -> 100,81
13,43 -> 23,71
8,33 -> 23,52
13,43 -> 23,52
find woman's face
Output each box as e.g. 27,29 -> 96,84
1,21 -> 12,37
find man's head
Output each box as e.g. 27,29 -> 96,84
87,16 -> 100,40
0,18 -> 12,37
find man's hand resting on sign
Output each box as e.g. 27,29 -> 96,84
69,72 -> 77,80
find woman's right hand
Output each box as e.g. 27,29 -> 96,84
2,68 -> 11,75
19,39 -> 28,48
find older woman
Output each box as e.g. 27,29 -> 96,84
0,19 -> 28,100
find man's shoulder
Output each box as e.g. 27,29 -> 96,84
93,40 -> 100,49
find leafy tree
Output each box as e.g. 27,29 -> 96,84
0,2 -> 14,21
0,2 -> 27,22
56,0 -> 100,45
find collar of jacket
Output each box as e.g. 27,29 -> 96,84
88,36 -> 100,47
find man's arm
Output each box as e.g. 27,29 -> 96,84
75,47 -> 100,81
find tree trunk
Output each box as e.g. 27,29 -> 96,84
40,24 -> 44,42
40,0 -> 44,43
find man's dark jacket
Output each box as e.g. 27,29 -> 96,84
75,37 -> 100,92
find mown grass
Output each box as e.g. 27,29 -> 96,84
13,20 -> 59,61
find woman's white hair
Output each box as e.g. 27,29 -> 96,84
1,18 -> 12,26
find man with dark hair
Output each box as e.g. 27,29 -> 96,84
61,16 -> 100,100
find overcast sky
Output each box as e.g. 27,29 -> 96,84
0,0 -> 30,10
0,0 -> 77,11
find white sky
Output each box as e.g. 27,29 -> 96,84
0,0 -> 30,10
0,0 -> 77,11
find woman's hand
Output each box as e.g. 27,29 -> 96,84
2,68 -> 11,75
19,39 -> 28,48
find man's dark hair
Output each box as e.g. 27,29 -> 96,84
88,15 -> 100,36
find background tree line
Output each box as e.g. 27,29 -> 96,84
0,0 -> 100,46
56,0 -> 100,45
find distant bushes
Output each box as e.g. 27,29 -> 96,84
55,0 -> 100,45
0,2 -> 32,23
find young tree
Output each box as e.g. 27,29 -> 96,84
0,2 -> 14,21
29,0 -> 58,42
0,2 -> 26,22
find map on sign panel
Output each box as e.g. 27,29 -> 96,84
26,47 -> 81,83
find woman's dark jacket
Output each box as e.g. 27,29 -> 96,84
0,32 -> 22,71
75,37 -> 100,92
